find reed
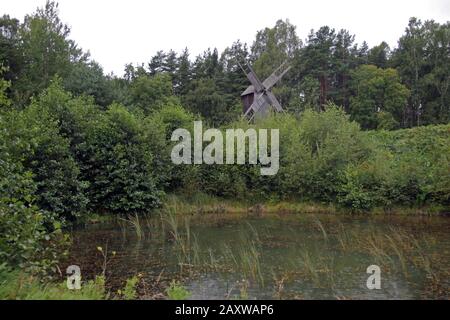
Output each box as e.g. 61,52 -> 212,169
119,213 -> 145,240
298,248 -> 320,286
163,211 -> 202,271
221,239 -> 263,285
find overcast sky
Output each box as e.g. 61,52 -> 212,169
2,0 -> 449,76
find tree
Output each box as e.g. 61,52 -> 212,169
148,50 -> 167,75
174,48 -> 191,95
295,27 -> 364,111
331,29 -> 359,109
0,15 -> 22,86
15,1 -> 86,105
129,73 -> 175,114
349,65 -> 410,129
251,19 -> 301,71
420,20 -> 450,124
63,60 -> 114,107
368,41 -> 390,68
0,66 -> 11,108
297,26 -> 336,108
251,19 -> 302,109
391,18 -> 450,126
1,88 -> 89,221
183,78 -> 228,124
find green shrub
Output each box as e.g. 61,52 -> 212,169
81,103 -> 162,214
0,266 -> 106,300
0,106 -> 88,221
0,157 -> 68,273
337,124 -> 450,210
144,102 -> 197,191
122,276 -> 139,300
166,280 -> 191,300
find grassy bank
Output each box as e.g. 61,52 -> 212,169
80,193 -> 448,227
158,193 -> 448,217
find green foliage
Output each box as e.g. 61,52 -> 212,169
349,65 -> 409,130
0,157 -> 68,273
166,280 -> 191,300
185,107 -> 449,212
0,3 -> 448,291
121,276 -> 139,300
144,103 -> 197,190
24,80 -> 165,215
183,78 -> 228,125
0,66 -> 11,108
81,103 -> 162,214
392,18 -> 450,126
63,61 -> 114,107
13,1 -> 85,105
0,103 -> 70,273
337,124 -> 450,210
0,267 -> 106,300
0,97 -> 88,221
367,42 -> 390,68
130,73 -> 175,114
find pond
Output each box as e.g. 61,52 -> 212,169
67,213 -> 450,299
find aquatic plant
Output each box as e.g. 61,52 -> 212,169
119,214 -> 145,240
121,276 -> 139,300
163,211 -> 201,271
166,280 -> 191,300
221,238 -> 263,285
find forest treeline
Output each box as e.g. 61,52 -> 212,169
0,1 -> 449,274
1,2 -> 449,128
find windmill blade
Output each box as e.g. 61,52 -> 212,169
265,91 -> 284,112
244,92 -> 270,119
239,61 -> 264,93
262,63 -> 292,90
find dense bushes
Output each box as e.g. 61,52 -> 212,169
192,107 -> 374,203
335,124 -> 450,211
1,82 -> 448,223
80,104 -> 162,213
0,150 -> 66,273
27,81 -> 166,214
188,106 -> 449,211
0,103 -> 87,221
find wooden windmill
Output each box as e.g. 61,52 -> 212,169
239,61 -> 291,121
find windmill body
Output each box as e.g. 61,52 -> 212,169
240,62 -> 291,121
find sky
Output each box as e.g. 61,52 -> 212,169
2,0 -> 449,76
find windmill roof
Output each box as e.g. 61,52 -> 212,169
241,85 -> 255,96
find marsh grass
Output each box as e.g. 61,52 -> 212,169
334,223 -> 352,252
162,210 -> 202,272
298,248 -> 321,287
119,213 -> 145,240
220,227 -> 264,286
335,224 -> 447,288
162,193 -> 245,215
221,242 -> 263,285
313,217 -> 328,242
272,271 -> 296,299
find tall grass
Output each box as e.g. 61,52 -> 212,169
119,213 -> 145,240
163,210 -> 201,271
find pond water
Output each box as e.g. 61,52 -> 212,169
68,213 -> 450,299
